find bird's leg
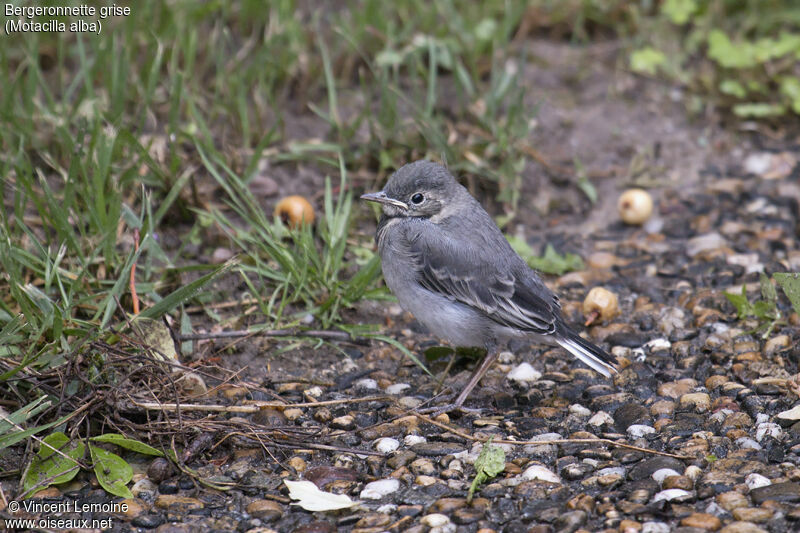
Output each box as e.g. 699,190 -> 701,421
418,343 -> 499,416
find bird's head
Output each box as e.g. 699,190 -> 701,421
360,160 -> 459,219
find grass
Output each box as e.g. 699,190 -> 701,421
0,0 -> 546,479
2,0 -> 794,498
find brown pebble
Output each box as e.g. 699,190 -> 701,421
313,408 -> 332,423
650,400 -> 676,416
680,392 -> 711,412
657,379 -> 697,398
116,498 -> 148,519
618,519 -> 642,532
716,491 -> 749,511
154,495 -> 204,512
354,513 -> 392,528
680,512 -> 722,530
567,493 -> 595,513
432,497 -> 466,513
410,458 -> 436,476
705,375 -> 729,389
245,499 -> 283,521
718,521 -> 768,533
663,475 -> 694,490
731,507 -> 773,522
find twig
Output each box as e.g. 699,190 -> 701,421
133,396 -> 389,413
411,412 -> 693,460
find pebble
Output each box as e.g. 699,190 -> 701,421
375,438 -> 400,454
385,383 -> 411,394
360,479 -> 401,499
718,522 -> 768,533
776,405 -> 800,424
735,437 -> 761,450
745,473 -> 771,490
355,378 -> 379,390
763,334 -> 790,355
651,468 -> 681,484
754,422 -> 782,441
731,507 -> 773,522
658,379 -> 697,398
154,495 -> 205,512
627,424 -> 656,438
246,499 -> 283,521
749,481 -> 800,504
411,442 -> 465,456
506,362 -> 541,383
131,478 -> 157,499
519,464 -> 561,484
420,513 -> 450,527
652,489 -> 692,503
553,510 -> 587,531
687,232 -> 728,257
410,458 -> 436,476
331,415 -> 355,430
642,522 -> 671,533
397,396 -> 423,409
404,435 -> 426,446
588,411 -> 614,427
716,491 -> 749,511
680,512 -> 721,530
569,404 -> 591,417
680,392 -> 712,412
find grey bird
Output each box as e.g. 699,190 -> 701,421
361,160 -> 617,413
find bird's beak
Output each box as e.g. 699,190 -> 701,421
360,190 -> 408,210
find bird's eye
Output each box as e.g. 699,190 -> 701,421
411,193 -> 424,205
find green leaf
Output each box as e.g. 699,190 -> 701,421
708,30 -> 757,68
733,103 -> 785,118
774,273 -> 800,315
23,432 -> 85,494
138,258 -> 238,320
760,273 -> 778,304
719,79 -> 747,98
724,285 -> 752,319
91,433 -> 165,456
630,47 -> 667,76
577,175 -> 598,204
780,77 -> 800,114
529,244 -> 584,276
467,437 -> 505,503
89,444 -> 133,498
661,0 -> 697,25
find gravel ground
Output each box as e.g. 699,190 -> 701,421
5,41 -> 800,533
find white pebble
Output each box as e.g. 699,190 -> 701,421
642,522 -> 671,533
652,489 -> 691,502
684,465 -> 702,481
745,473 -> 771,490
755,422 -> 782,441
377,503 -> 397,513
645,338 -> 671,352
397,396 -> 422,409
520,464 -> 562,484
301,313 -> 314,324
360,478 -> 400,499
735,437 -> 762,450
404,435 -> 426,447
374,438 -> 400,454
506,362 -> 541,383
777,404 -> 800,422
355,378 -> 378,390
303,386 -> 323,398
652,468 -> 681,484
596,467 -> 626,478
497,351 -> 515,363
420,513 -> 451,527
569,404 -> 591,417
627,424 -> 656,438
385,383 -> 411,394
588,411 -> 614,427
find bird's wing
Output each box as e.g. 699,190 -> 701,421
408,227 -> 558,335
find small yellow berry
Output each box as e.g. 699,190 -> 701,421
275,195 -> 315,228
618,188 -> 653,225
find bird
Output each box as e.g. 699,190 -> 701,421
361,160 -> 617,413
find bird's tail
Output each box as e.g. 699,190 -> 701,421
555,330 -> 618,377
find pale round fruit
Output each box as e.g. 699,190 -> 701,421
618,188 -> 653,225
582,287 -> 619,323
274,195 -> 315,228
